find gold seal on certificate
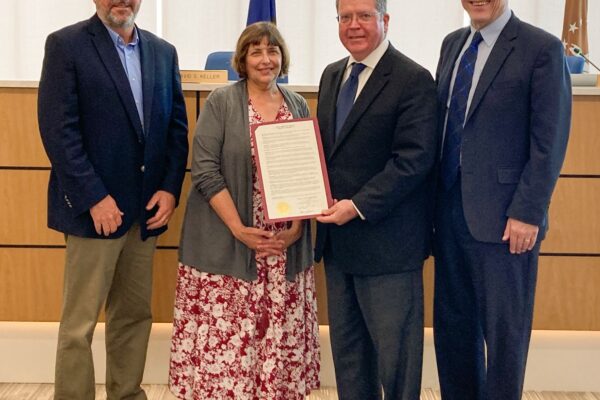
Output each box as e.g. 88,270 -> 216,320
251,117 -> 333,222
276,201 -> 291,216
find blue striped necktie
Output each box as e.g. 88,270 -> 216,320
441,31 -> 483,190
335,62 -> 366,140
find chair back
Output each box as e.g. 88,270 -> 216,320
205,51 -> 239,81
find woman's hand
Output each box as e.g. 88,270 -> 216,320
208,190 -> 283,256
273,220 -> 303,250
233,221 -> 303,257
232,226 -> 284,257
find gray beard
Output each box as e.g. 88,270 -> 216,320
106,11 -> 136,29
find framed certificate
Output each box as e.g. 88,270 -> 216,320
250,117 -> 333,222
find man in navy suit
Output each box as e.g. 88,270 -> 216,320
38,1 -> 188,398
315,0 -> 438,398
434,1 -> 571,399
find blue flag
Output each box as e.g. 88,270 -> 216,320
247,0 -> 276,25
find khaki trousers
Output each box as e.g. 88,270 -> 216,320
54,224 -> 157,400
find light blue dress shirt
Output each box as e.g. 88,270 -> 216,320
442,7 -> 512,162
447,7 -> 512,118
104,26 -> 144,130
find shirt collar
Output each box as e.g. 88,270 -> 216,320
104,24 -> 140,48
346,38 -> 390,70
472,7 -> 512,47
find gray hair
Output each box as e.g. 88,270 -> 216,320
336,0 -> 386,14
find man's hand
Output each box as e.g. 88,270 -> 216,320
146,190 -> 176,230
502,217 -> 539,254
90,195 -> 124,236
316,199 -> 358,225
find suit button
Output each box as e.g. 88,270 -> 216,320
140,165 -> 145,172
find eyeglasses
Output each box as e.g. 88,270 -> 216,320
336,12 -> 380,24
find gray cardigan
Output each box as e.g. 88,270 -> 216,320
178,80 -> 314,281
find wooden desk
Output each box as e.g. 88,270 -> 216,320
1,81 -> 598,330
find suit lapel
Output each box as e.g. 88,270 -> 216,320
140,30 -> 155,137
321,60 -> 346,158
466,14 -> 518,123
329,47 -> 393,159
88,15 -> 144,141
438,28 -> 471,107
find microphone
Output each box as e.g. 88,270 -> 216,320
571,47 -> 600,73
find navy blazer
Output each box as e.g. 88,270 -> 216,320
38,15 -> 188,240
315,44 -> 438,275
436,14 -> 571,243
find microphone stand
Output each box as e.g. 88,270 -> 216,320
571,47 -> 600,73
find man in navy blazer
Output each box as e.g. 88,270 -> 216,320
38,1 -> 188,398
315,0 -> 438,398
433,1 -> 571,399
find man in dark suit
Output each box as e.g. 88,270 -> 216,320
38,1 -> 188,398
315,0 -> 438,398
433,1 -> 571,399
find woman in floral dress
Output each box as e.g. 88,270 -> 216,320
169,22 -> 320,400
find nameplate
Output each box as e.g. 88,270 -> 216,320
180,70 -> 228,84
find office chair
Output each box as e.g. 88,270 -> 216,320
205,51 -> 239,81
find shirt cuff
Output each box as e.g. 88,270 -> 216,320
351,200 -> 366,220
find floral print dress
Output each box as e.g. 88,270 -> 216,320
168,99 -> 320,400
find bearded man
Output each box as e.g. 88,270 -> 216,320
38,1 -> 188,398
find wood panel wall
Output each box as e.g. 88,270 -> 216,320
0,88 -> 598,330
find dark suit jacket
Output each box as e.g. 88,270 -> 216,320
38,14 -> 188,240
315,44 -> 438,275
436,14 -> 571,243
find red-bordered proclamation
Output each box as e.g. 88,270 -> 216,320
250,117 -> 333,223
